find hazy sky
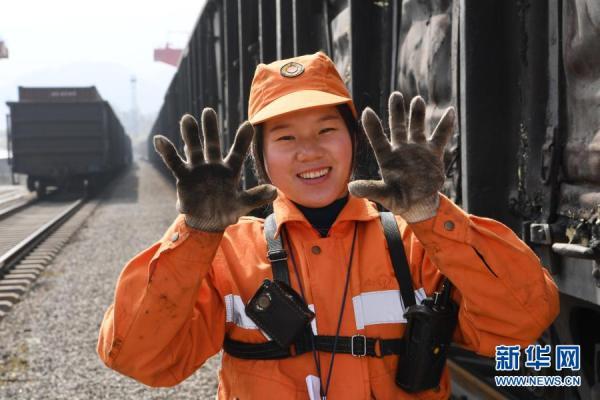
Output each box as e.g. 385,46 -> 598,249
0,0 -> 206,133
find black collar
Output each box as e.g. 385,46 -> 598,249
293,194 -> 349,237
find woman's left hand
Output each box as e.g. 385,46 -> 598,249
348,92 -> 455,222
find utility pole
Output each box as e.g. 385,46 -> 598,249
0,38 -> 8,59
130,75 -> 138,138
1,37 -> 11,183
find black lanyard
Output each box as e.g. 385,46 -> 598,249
283,222 -> 359,400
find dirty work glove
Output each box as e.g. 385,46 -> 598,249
349,92 -> 455,223
153,108 -> 277,232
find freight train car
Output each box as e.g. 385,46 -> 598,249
149,1 -> 599,398
6,86 -> 131,196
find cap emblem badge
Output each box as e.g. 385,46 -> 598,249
280,62 -> 304,78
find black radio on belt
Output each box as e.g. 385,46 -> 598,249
245,279 -> 315,348
396,278 -> 458,393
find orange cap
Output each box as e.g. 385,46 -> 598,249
248,52 -> 357,124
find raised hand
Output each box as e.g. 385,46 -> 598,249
153,108 -> 277,231
349,92 -> 455,222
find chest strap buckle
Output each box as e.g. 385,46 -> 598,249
267,249 -> 288,262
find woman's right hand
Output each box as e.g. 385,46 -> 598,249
153,108 -> 277,232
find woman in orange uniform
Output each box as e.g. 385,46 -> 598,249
98,52 -> 559,399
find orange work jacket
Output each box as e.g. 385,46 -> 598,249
98,191 -> 560,399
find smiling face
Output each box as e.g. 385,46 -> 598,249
262,105 -> 353,207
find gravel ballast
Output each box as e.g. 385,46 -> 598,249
0,160 -> 220,399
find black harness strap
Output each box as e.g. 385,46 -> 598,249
380,212 -> 416,308
223,211 -> 414,359
223,332 -> 404,360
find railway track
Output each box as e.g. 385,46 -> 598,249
0,186 -> 26,201
449,358 -> 508,400
0,194 -> 100,319
0,185 -> 33,216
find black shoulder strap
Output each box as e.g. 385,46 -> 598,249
264,214 -> 291,285
380,212 -> 416,308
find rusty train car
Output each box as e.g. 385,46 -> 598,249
7,86 -> 132,195
148,1 -> 600,398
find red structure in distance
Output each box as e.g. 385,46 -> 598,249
153,44 -> 181,67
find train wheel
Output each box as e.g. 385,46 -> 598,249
27,176 -> 36,192
84,178 -> 97,196
36,181 -> 47,198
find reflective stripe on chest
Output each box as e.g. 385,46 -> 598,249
225,288 -> 426,333
352,288 -> 427,329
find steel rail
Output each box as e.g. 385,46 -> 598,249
0,192 -> 26,204
448,359 -> 507,400
0,198 -> 36,221
0,198 -> 84,275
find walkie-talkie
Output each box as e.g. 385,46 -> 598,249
396,278 -> 458,392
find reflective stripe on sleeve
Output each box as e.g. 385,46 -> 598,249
352,288 -> 427,330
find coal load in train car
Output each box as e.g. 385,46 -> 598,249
6,86 -> 131,196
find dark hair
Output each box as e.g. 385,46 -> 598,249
250,104 -> 360,184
